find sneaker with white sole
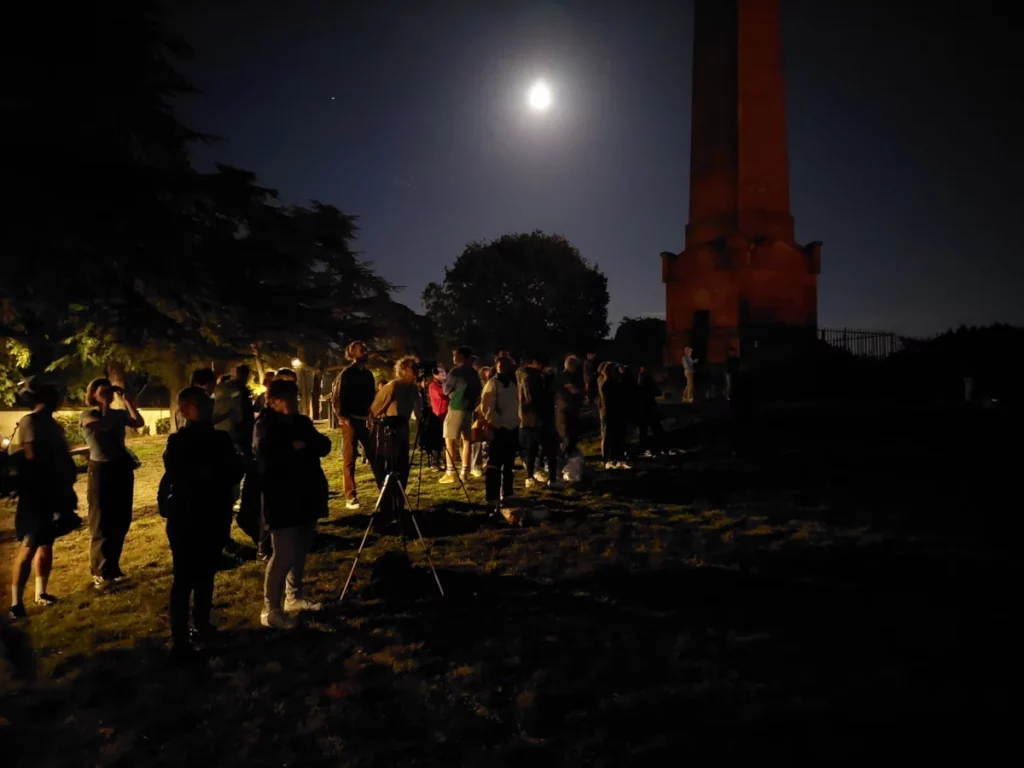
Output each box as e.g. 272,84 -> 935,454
604,461 -> 616,470
93,576 -> 109,591
470,468 -> 483,479
533,470 -> 548,484
261,609 -> 298,630
439,472 -> 457,485
618,461 -> 632,470
284,597 -> 323,613
34,593 -> 58,607
345,499 -> 360,511
524,477 -> 537,489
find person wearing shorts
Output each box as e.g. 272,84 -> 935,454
439,347 -> 481,484
7,385 -> 77,619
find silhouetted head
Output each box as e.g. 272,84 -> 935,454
267,379 -> 299,414
275,368 -> 298,382
85,378 -> 113,408
395,356 -> 419,385
190,368 -> 216,395
346,341 -> 369,364
178,386 -> 213,423
453,346 -> 472,366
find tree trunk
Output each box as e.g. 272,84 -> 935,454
167,361 -> 188,433
107,359 -> 127,390
250,343 -> 265,381
311,364 -> 323,420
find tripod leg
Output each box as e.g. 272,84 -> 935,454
444,442 -> 474,505
395,480 -> 445,598
339,475 -> 390,602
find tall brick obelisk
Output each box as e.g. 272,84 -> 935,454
662,0 -> 820,365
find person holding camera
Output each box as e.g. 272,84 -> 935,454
160,387 -> 244,661
331,341 -> 377,511
368,356 -> 423,491
80,377 -> 145,589
7,385 -> 78,619
255,379 -> 331,630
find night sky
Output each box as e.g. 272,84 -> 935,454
168,0 -> 1023,338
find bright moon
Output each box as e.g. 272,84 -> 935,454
528,81 -> 552,111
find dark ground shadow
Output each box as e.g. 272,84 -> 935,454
5,401 -> 1021,765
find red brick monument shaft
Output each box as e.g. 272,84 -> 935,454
663,0 -> 820,365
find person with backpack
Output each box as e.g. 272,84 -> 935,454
439,347 -> 482,484
255,379 -> 331,630
160,387 -> 244,662
7,384 -> 78,619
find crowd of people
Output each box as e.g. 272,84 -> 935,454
4,343 -> 672,662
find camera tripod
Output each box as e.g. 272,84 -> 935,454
339,421 -> 444,602
408,413 -> 474,512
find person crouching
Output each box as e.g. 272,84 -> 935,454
160,387 -> 244,662
254,379 -> 331,630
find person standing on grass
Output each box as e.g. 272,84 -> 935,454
425,364 -> 449,471
555,355 -> 585,460
255,378 -> 331,630
480,355 -> 520,517
80,377 -> 145,590
174,368 -> 216,431
682,346 -> 698,403
468,366 -> 493,478
7,385 -> 77,620
368,356 -> 423,493
331,341 -> 377,511
598,362 -> 630,470
440,347 -> 482,484
517,352 -> 564,490
635,366 -> 664,457
583,352 -> 598,405
253,369 -> 276,411
160,387 -> 244,662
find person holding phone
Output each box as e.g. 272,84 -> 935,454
80,378 -> 145,589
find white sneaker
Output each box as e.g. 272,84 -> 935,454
525,477 -> 537,489
345,499 -> 360,510
547,480 -> 566,490
439,472 -> 457,485
618,461 -> 632,470
642,450 -> 654,458
470,468 -> 483,479
261,609 -> 298,630
533,470 -> 548,484
604,461 -> 616,470
284,597 -> 323,613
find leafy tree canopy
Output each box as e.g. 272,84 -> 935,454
423,231 -> 609,361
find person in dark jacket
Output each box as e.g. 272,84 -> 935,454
555,355 -> 585,459
517,353 -> 564,489
161,387 -> 244,662
331,341 -> 377,510
7,385 -> 77,620
598,362 -> 629,469
255,379 -> 331,630
635,366 -> 663,457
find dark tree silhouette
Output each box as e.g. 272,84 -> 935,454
423,231 -> 609,359
613,316 -> 667,367
1,2 -> 396,408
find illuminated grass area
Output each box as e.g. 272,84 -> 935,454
1,403 -> 1017,764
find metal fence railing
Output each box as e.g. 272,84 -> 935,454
819,327 -> 901,359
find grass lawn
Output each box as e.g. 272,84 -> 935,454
1,401 -> 1020,764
